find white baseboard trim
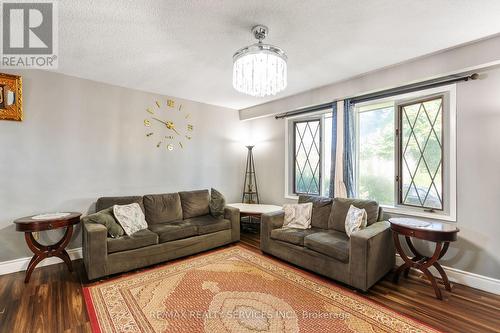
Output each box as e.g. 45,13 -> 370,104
0,247 -> 83,276
395,255 -> 500,295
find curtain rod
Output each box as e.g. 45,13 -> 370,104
275,73 -> 478,119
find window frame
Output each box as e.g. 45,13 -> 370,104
396,94 -> 445,211
292,118 -> 323,196
285,110 -> 331,199
354,84 -> 456,222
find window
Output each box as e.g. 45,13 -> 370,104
284,85 -> 455,221
398,97 -> 443,210
355,85 -> 456,220
293,119 -> 321,195
356,102 -> 395,206
286,111 -> 332,197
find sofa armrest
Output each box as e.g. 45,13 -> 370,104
260,211 -> 284,251
224,206 -> 240,242
82,219 -> 108,280
349,221 -> 395,291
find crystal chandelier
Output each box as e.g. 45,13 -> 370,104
233,25 -> 287,97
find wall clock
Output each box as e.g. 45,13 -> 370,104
143,98 -> 194,151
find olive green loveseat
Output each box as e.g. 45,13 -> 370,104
82,189 -> 240,280
261,196 -> 394,291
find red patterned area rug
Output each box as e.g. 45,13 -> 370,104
83,246 -> 440,333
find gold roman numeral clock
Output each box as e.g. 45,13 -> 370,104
143,98 -> 194,151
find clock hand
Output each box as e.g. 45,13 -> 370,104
152,117 -> 168,125
152,117 -> 180,135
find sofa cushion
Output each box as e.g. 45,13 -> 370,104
107,229 -> 158,254
270,228 -> 321,246
298,195 -> 332,229
304,231 -> 350,263
83,207 -> 124,238
148,221 -> 198,243
179,190 -> 210,219
345,205 -> 368,237
96,196 -> 145,213
209,188 -> 226,217
113,203 -> 148,236
185,215 -> 231,235
143,193 -> 183,224
328,198 -> 379,233
283,203 -> 313,229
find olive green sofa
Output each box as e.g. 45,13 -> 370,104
260,196 -> 394,291
82,189 -> 240,280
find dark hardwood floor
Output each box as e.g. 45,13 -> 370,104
0,230 -> 498,333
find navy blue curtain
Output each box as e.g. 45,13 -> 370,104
328,102 -> 338,198
343,99 -> 356,198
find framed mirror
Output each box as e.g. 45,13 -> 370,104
0,73 -> 23,121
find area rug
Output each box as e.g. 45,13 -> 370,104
83,246 -> 440,333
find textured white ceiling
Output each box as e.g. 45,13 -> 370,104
57,1 -> 500,110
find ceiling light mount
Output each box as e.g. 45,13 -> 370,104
252,25 -> 268,42
232,25 -> 287,97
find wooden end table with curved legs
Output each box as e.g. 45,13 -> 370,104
389,218 -> 459,300
14,212 -> 81,283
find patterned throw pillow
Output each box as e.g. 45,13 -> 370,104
209,188 -> 226,217
113,203 -> 148,236
282,203 -> 313,229
345,205 -> 367,237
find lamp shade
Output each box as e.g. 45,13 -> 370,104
232,25 -> 287,97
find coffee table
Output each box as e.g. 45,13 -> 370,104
389,217 -> 459,300
226,203 -> 282,232
227,203 -> 283,218
14,212 -> 81,283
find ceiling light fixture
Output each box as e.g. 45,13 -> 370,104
232,25 -> 287,97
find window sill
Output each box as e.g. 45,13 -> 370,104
381,205 -> 456,222
284,195 -> 299,200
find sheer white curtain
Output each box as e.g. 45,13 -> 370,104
333,100 -> 347,198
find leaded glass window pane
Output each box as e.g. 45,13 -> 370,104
294,119 -> 321,195
400,97 -> 443,210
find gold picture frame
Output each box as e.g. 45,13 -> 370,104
0,73 -> 23,121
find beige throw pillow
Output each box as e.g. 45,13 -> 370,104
282,203 -> 313,229
113,203 -> 148,236
345,204 -> 367,237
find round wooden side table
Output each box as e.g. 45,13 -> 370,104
14,212 -> 81,283
389,217 -> 459,300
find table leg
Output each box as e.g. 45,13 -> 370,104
393,233 -> 411,284
434,242 -> 451,291
24,253 -> 45,283
421,242 -> 443,299
393,233 -> 447,300
23,225 -> 74,283
50,225 -> 74,272
404,236 -> 424,277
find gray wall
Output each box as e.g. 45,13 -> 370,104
0,70 -> 245,262
240,39 -> 500,280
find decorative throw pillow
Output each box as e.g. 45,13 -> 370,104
209,188 -> 226,217
84,207 -> 124,238
282,203 -> 313,229
113,203 -> 148,236
345,205 -> 367,237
